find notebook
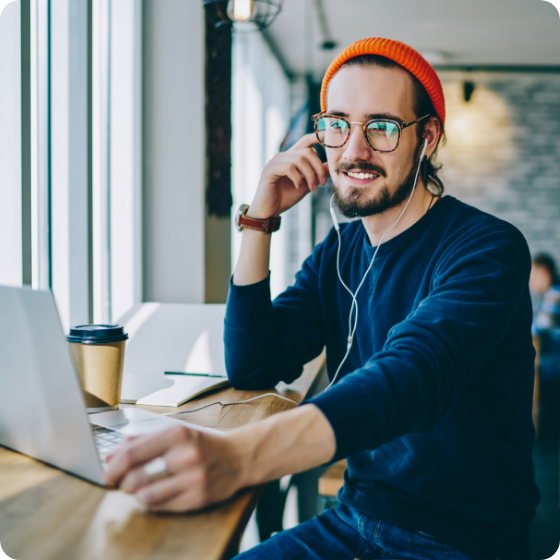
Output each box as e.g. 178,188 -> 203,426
123,373 -> 229,407
117,303 -> 230,407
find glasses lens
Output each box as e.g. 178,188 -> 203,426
366,121 -> 400,152
316,116 -> 349,148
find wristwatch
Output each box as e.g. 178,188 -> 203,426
235,204 -> 281,234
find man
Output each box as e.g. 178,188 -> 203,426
106,38 -> 539,560
530,254 -> 560,331
530,253 -> 560,438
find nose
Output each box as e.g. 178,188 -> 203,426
342,123 -> 373,162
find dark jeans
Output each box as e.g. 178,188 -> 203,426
236,504 -> 488,559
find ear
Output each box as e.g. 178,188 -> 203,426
423,116 -> 442,159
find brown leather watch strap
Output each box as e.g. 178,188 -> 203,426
238,213 -> 281,234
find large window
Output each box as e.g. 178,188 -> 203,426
91,0 -> 142,324
0,0 -> 142,332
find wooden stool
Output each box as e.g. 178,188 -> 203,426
318,459 -> 347,510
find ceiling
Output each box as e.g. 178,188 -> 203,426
264,0 -> 560,80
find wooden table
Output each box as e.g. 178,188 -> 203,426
0,352 -> 326,560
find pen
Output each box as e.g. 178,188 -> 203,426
164,371 -> 228,378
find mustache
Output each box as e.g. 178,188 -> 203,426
335,160 -> 386,177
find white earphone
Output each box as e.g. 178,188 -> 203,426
327,139 -> 429,389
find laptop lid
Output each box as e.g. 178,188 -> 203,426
0,285 -> 105,486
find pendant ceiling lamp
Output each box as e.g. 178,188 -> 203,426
203,0 -> 283,32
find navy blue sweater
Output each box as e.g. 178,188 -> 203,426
224,196 -> 539,560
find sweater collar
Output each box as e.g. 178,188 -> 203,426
361,195 -> 455,256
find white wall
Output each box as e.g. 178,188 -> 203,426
142,0 -> 205,303
0,2 -> 22,287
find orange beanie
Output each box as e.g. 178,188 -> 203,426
320,37 -> 445,125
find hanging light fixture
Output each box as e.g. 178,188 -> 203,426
203,0 -> 283,31
228,0 -> 255,21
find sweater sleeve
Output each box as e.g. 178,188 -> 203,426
224,241 -> 326,389
309,222 -> 534,461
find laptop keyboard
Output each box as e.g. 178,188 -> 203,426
91,425 -> 127,467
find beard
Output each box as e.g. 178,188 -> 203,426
331,142 -> 423,219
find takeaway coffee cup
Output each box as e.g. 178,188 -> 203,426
67,325 -> 129,413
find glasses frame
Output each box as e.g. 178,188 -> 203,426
312,113 -> 430,153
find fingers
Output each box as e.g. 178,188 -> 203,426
105,425 -> 192,488
107,426 -> 244,513
301,148 -> 329,188
283,163 -> 309,193
105,434 -> 139,463
288,132 -> 320,152
119,462 -> 156,494
286,134 -> 328,189
136,469 -> 205,511
286,151 -> 328,192
119,440 -> 201,494
290,156 -> 319,192
118,433 -> 231,513
311,153 -> 329,186
146,488 -> 203,513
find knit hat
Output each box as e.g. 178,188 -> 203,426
320,37 -> 445,125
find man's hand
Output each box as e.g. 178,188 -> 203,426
249,133 -> 329,219
105,404 -> 336,513
232,133 -> 330,286
105,426 -> 250,512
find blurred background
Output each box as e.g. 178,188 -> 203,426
0,0 -> 559,557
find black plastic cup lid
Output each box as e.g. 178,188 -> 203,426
66,324 -> 129,344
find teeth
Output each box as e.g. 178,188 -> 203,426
347,171 -> 376,179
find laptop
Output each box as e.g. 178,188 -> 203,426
0,285 -> 216,487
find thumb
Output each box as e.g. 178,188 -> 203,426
323,161 -> 330,178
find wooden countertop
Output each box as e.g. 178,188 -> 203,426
0,351 -> 326,560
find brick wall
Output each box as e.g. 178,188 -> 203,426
437,72 -> 560,265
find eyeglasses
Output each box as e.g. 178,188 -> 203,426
312,113 -> 430,153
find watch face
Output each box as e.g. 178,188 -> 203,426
235,204 -> 250,232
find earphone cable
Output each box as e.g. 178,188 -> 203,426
327,140 -> 429,390
158,392 -> 300,418
334,225 -> 359,345
121,146 -> 431,426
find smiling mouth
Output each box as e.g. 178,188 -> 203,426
343,170 -> 380,180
